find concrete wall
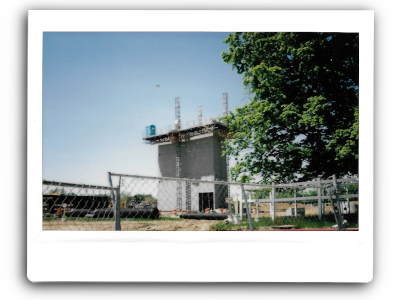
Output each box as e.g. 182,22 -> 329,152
212,134 -> 228,209
158,142 -> 177,178
157,133 -> 228,211
157,179 -> 216,211
213,134 -> 228,182
158,133 -> 227,181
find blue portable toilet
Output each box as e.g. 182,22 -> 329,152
145,124 -> 156,137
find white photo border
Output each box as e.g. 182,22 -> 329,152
28,10 -> 374,282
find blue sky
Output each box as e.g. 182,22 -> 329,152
43,32 -> 248,186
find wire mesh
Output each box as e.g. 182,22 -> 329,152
42,176 -> 358,231
111,174 -> 359,231
42,180 -> 118,231
115,175 -> 231,231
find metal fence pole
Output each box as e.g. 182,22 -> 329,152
108,172 -> 120,231
317,176 -> 322,220
108,172 -> 116,207
271,183 -> 275,221
294,189 -> 297,217
332,174 -> 345,231
241,185 -> 254,231
239,199 -> 243,220
115,186 -> 121,231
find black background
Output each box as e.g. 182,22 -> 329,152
0,0 -> 400,299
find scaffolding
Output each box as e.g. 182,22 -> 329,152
223,93 -> 228,117
176,143 -> 182,210
143,121 -> 228,145
198,106 -> 202,125
223,93 -> 230,198
186,182 -> 191,211
175,97 -> 182,210
175,97 -> 181,130
143,95 -> 230,204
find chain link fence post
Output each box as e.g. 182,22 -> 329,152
108,172 -> 121,230
115,185 -> 121,231
241,185 -> 254,231
108,172 -> 116,207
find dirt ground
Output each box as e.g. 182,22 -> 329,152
255,203 -> 332,217
43,202 -> 357,231
256,201 -> 358,217
42,219 -> 221,231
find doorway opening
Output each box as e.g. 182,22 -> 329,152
199,192 -> 213,212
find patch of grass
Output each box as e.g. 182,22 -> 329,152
210,222 -> 249,231
209,215 -> 358,231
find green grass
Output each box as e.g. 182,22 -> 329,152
209,215 -> 359,231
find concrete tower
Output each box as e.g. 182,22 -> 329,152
143,96 -> 229,212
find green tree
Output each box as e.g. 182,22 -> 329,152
132,194 -> 157,203
251,188 -> 271,199
221,32 -> 358,183
301,190 -> 318,197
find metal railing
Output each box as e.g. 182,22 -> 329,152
142,116 -> 222,138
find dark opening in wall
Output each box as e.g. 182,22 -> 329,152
199,192 -> 213,212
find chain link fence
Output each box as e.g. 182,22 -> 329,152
42,175 -> 358,231
42,180 -> 120,231
109,173 -> 358,231
246,176 -> 359,231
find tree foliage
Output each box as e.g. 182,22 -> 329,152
221,32 -> 359,183
250,188 -> 318,200
120,194 -> 157,206
133,194 -> 156,202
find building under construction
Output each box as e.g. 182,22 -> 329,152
142,93 -> 230,212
